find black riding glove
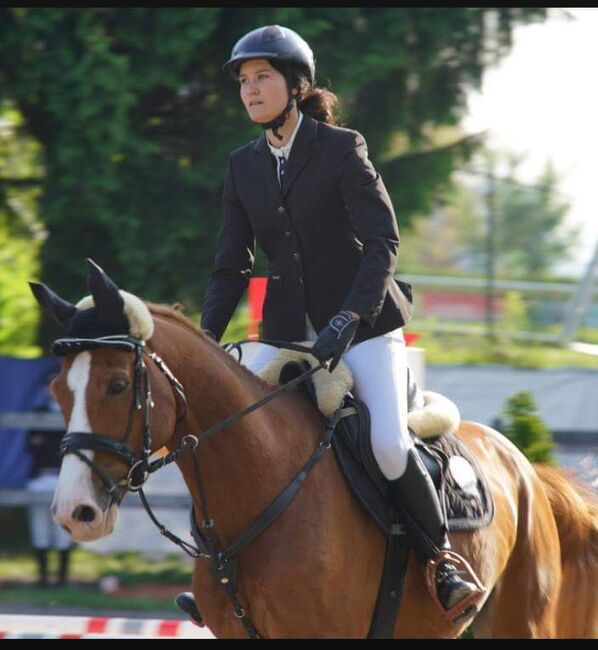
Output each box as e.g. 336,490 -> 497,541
311,310 -> 360,373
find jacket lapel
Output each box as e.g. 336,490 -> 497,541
253,134 -> 283,202
252,115 -> 318,200
281,115 -> 317,197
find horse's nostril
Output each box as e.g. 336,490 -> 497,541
72,504 -> 98,523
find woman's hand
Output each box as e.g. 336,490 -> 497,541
311,310 -> 360,372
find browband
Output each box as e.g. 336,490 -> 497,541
52,335 -> 142,356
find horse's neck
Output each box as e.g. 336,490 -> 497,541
154,321 -> 322,540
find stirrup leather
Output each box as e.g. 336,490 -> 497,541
424,550 -> 486,622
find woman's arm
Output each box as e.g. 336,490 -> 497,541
200,156 -> 255,342
336,132 -> 400,326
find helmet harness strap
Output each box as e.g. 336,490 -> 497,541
259,95 -> 295,141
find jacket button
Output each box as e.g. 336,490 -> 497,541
278,206 -> 286,214
298,277 -> 303,285
284,231 -> 293,238
293,253 -> 301,261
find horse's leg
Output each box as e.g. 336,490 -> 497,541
471,470 -> 561,638
191,559 -> 250,639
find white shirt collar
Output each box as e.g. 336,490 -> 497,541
267,111 -> 304,159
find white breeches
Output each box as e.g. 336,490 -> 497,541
238,327 -> 414,480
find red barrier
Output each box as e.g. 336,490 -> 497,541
248,277 -> 267,339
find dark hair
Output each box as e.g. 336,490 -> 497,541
270,60 -> 340,126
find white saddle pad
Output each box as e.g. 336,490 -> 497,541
257,343 -> 460,438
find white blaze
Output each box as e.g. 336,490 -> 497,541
52,352 -> 97,517
67,351 -> 93,433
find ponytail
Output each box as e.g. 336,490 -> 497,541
298,87 -> 340,125
270,60 -> 342,126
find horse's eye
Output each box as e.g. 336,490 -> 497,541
107,379 -> 129,396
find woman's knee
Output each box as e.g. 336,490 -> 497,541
370,432 -> 413,480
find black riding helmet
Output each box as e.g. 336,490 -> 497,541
223,25 -> 315,139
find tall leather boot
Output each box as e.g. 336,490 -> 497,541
388,448 -> 485,621
175,592 -> 205,628
35,548 -> 49,588
57,549 -> 71,587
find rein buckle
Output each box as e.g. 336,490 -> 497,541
127,459 -> 150,491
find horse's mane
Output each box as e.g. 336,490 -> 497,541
145,302 -> 274,391
146,301 -> 208,339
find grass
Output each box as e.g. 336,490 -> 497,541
0,547 -> 193,586
406,327 -> 598,369
0,584 -> 179,613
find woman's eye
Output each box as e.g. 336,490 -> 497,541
108,380 -> 129,396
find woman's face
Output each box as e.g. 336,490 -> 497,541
238,59 -> 289,124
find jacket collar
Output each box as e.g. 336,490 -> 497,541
253,114 -> 318,198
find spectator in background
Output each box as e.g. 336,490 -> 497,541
25,379 -> 74,588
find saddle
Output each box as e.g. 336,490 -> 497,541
260,350 -> 494,637
271,359 -> 494,535
259,350 -> 494,534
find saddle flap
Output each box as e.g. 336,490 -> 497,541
332,398 -> 494,536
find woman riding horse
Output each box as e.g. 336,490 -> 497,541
31,260 -> 598,637
199,24 -> 484,618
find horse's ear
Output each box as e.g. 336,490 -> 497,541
86,258 -> 125,324
29,281 -> 77,331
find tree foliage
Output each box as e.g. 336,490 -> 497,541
502,390 -> 556,465
491,157 -> 578,277
0,8 -> 549,346
0,101 -> 44,356
400,149 -> 578,279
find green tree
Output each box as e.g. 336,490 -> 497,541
0,100 -> 44,356
492,157 -> 578,278
502,391 -> 556,464
0,8 -> 550,347
400,149 -> 578,280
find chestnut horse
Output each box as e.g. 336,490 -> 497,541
33,273 -> 597,638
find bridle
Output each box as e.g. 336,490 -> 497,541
53,334 -> 189,504
52,332 -> 345,638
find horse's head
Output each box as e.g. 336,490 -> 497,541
30,259 -> 181,542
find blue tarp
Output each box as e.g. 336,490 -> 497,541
0,356 -> 62,487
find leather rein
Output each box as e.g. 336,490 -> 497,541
52,333 -> 340,638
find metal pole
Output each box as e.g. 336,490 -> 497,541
561,237 -> 598,344
486,159 -> 497,341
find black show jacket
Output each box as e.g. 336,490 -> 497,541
200,114 -> 413,345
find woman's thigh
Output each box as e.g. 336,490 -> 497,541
343,329 -> 414,480
234,341 -> 281,376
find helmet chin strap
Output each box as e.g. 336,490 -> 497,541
260,96 -> 295,141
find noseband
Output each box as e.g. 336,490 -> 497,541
53,334 -> 188,503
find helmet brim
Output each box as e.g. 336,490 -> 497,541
222,52 -> 281,75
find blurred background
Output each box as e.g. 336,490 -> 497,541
0,7 -> 596,624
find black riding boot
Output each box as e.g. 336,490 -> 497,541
175,592 -> 205,627
388,448 -> 485,621
57,549 -> 71,587
35,548 -> 49,588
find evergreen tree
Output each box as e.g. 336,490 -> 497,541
502,391 -> 556,465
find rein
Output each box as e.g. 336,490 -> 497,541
53,333 -> 344,638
